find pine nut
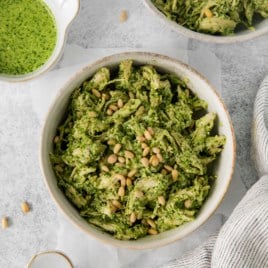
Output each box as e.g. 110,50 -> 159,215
101,165 -> 109,172
113,143 -> 122,154
92,89 -> 101,98
115,163 -> 124,167
125,150 -> 134,159
147,219 -> 156,229
119,10 -> 128,23
117,99 -> 124,108
107,139 -> 116,146
1,217 -> 8,229
126,178 -> 132,187
171,169 -> 179,181
114,174 -> 126,181
88,111 -> 97,118
164,165 -> 173,172
134,191 -> 144,198
107,109 -> 113,116
121,177 -> 126,187
118,186 -> 125,197
184,199 -> 192,209
150,155 -> 159,167
137,136 -> 146,142
204,8 -> 213,18
144,130 -> 152,140
112,200 -> 122,209
147,127 -> 154,135
109,104 -> 118,111
141,142 -> 148,149
156,153 -> 163,162
142,147 -> 150,157
158,196 -> 165,206
128,169 -> 137,178
107,154 -> 117,164
152,147 -> 160,154
148,228 -> 158,235
21,201 -> 30,213
118,156 -> 125,163
130,212 -> 136,223
54,136 -> 60,143
141,157 -> 149,167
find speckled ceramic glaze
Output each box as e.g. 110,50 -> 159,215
143,0 -> 268,44
40,52 -> 236,249
0,0 -> 80,82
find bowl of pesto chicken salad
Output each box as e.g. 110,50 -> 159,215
40,52 -> 235,249
144,0 -> 268,43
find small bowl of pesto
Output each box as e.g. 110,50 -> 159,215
0,0 -> 80,82
40,52 -> 236,249
144,0 -> 268,43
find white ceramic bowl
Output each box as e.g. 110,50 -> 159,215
144,0 -> 268,44
0,0 -> 80,82
40,52 -> 236,249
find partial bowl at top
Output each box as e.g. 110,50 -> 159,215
40,52 -> 236,249
0,0 -> 80,82
144,0 -> 268,44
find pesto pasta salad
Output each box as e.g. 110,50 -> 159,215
51,60 -> 226,240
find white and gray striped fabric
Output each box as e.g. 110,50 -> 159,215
163,76 -> 268,268
252,75 -> 268,176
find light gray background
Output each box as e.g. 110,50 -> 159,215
0,1 -> 268,267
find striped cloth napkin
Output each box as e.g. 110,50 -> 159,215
163,76 -> 268,268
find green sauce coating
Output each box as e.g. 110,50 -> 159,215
151,0 -> 268,36
51,60 -> 226,240
0,0 -> 57,75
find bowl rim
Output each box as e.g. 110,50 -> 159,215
0,0 -> 80,83
27,251 -> 74,268
143,0 -> 268,44
39,51 -> 236,249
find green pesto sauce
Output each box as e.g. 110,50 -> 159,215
0,0 -> 57,75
